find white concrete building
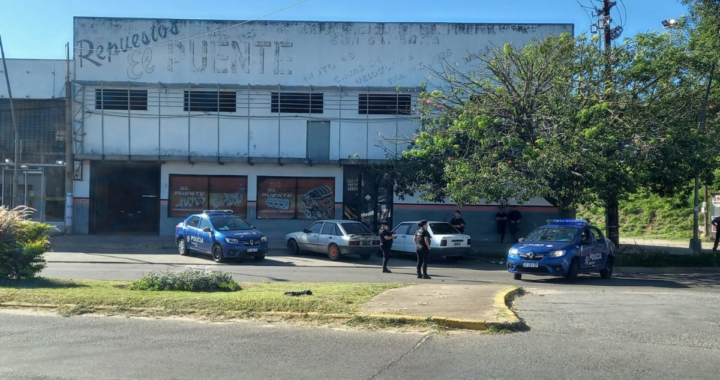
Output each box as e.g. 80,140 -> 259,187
70,17 -> 570,238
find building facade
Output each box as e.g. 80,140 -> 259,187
0,59 -> 70,227
71,18 -> 571,239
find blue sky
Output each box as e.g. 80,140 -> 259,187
1,0 -> 688,59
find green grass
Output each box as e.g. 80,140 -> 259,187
577,189 -> 696,241
0,278 -> 408,318
616,251 -> 720,267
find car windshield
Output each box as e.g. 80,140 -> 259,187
341,222 -> 373,235
524,227 -> 579,242
429,223 -> 459,235
211,216 -> 253,231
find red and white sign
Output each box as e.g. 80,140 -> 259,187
712,195 -> 720,207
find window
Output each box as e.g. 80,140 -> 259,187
592,228 -> 605,243
169,175 -> 248,218
198,218 -> 210,230
271,92 -> 323,114
359,94 -> 411,115
394,223 -> 412,235
212,216 -> 252,231
321,223 -> 336,235
340,222 -> 373,235
307,223 -> 324,234
257,177 -> 335,219
187,216 -> 200,228
184,91 -> 236,112
429,223 -> 460,235
95,89 -> 147,110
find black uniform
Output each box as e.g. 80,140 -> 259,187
450,217 -> 466,233
380,229 -> 394,271
508,209 -> 522,241
713,216 -> 720,251
415,228 -> 431,278
496,211 -> 507,243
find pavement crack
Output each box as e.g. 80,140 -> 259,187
368,333 -> 432,380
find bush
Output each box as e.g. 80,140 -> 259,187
0,206 -> 51,280
129,268 -> 241,292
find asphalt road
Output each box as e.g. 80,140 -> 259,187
1,283 -> 718,380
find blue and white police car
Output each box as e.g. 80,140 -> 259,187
506,219 -> 615,282
174,210 -> 268,263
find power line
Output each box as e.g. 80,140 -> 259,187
76,0 -> 312,54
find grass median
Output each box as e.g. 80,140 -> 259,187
0,278 -> 409,320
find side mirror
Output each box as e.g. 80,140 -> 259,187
303,229 -> 310,233
203,227 -> 212,233
251,226 -> 255,229
518,238 -> 524,242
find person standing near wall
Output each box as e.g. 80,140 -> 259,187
413,220 -> 432,279
496,208 -> 508,243
508,207 -> 522,242
379,220 -> 396,273
450,210 -> 466,233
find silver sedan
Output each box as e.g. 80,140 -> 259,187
285,220 -> 381,261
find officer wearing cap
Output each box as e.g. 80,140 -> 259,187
413,220 -> 432,279
379,220 -> 397,273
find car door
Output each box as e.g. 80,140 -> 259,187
578,228 -> 597,270
298,222 -> 323,252
591,227 -> 609,269
392,223 -> 413,253
317,222 -> 338,252
185,216 -> 201,249
196,217 -> 213,252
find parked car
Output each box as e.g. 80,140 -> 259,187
174,210 -> 268,263
390,221 -> 471,261
285,220 -> 381,261
506,219 -> 616,282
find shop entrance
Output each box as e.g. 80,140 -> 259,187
89,162 -> 160,234
342,166 -> 394,233
1,165 -> 66,224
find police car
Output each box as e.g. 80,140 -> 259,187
174,210 -> 268,263
506,219 -> 615,282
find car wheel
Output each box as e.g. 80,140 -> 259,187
328,244 -> 341,261
287,239 -> 300,255
253,255 -> 266,261
212,244 -> 226,263
177,238 -> 190,256
359,253 -> 372,260
600,256 -> 614,279
513,273 -> 522,281
446,256 -> 461,263
565,258 -> 579,283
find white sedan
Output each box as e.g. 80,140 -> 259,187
390,221 -> 471,262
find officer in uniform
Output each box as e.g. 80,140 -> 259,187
713,216 -> 720,251
379,220 -> 396,273
413,220 -> 432,279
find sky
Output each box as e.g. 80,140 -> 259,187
0,0 -> 689,59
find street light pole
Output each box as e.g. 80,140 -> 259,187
0,34 -> 19,209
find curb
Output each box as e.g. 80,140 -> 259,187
615,267 -> 720,275
0,288 -> 525,331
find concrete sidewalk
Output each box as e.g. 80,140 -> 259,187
362,284 -> 521,329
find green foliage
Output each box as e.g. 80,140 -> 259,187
129,268 -> 241,292
0,207 -> 50,280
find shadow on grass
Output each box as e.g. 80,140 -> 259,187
0,277 -> 89,289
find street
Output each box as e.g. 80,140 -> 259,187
0,281 -> 718,380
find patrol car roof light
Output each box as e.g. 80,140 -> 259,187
547,219 -> 588,226
203,210 -> 233,214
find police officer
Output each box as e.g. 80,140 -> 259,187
508,207 -> 522,242
713,216 -> 720,251
450,210 -> 466,233
379,220 -> 397,273
496,209 -> 507,243
413,220 -> 432,279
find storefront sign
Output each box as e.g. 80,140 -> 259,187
169,175 -> 247,218
257,177 -> 334,219
712,194 -> 720,207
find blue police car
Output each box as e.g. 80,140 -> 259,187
506,219 -> 615,282
175,210 -> 268,263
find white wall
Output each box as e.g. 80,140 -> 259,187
74,18 -> 572,87
0,59 -> 70,99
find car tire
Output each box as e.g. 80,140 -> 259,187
513,273 -> 522,281
359,253 -> 372,260
446,256 -> 462,263
177,238 -> 190,256
212,244 -> 226,263
328,244 -> 341,261
565,258 -> 579,283
253,255 -> 266,261
600,256 -> 614,279
287,239 -> 300,255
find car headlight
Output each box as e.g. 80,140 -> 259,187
548,250 -> 566,257
261,236 -> 268,243
508,248 -> 519,258
225,238 -> 239,244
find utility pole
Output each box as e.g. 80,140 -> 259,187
601,0 -> 620,248
0,34 -> 19,209
64,42 -> 74,234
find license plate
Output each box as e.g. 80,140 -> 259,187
247,248 -> 258,253
362,241 -> 370,245
454,242 -> 461,246
522,262 -> 538,268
